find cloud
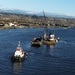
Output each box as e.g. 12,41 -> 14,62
65,14 -> 75,17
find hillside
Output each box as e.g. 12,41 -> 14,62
0,10 -> 75,28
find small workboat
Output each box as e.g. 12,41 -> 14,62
43,33 -> 59,45
42,11 -> 60,45
31,38 -> 42,47
11,41 -> 27,62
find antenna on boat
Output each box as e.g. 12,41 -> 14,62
18,41 -> 20,47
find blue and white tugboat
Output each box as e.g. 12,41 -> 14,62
11,41 -> 27,62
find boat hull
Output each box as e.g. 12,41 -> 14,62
11,53 -> 27,62
31,41 -> 42,47
43,40 -> 56,45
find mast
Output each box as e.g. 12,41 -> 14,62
43,11 -> 46,19
43,11 -> 47,28
43,11 -> 46,38
43,11 -> 48,38
53,24 -> 55,37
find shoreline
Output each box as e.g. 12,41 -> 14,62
0,25 -> 73,30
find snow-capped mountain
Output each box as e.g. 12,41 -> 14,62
0,9 -> 75,18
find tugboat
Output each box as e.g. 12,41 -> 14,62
11,41 -> 27,62
43,33 -> 58,45
42,11 -> 60,45
43,32 -> 60,45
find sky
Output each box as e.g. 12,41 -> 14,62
0,0 -> 75,16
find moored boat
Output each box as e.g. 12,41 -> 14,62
42,11 -> 60,45
43,33 -> 59,45
11,41 -> 27,62
31,38 -> 42,47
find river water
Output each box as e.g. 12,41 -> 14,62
0,27 -> 75,75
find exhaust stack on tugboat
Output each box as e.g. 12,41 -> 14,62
11,41 -> 27,62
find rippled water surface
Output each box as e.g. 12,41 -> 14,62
0,28 -> 75,75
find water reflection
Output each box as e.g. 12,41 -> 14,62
49,45 -> 55,48
43,45 -> 55,50
42,45 -> 55,56
13,62 -> 22,74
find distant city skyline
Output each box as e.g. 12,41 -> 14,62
0,0 -> 75,16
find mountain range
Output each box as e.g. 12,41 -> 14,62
0,9 -> 75,18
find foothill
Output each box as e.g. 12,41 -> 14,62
0,12 -> 75,29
